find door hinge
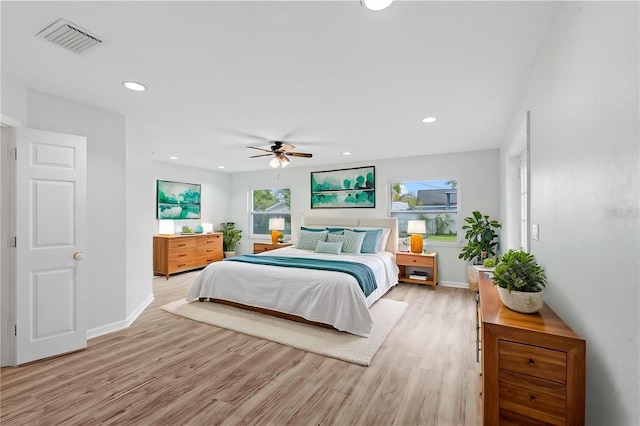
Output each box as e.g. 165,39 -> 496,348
13,147 -> 17,160
14,325 -> 17,336
11,236 -> 16,248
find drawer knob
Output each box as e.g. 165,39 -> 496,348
529,358 -> 535,366
530,395 -> 536,403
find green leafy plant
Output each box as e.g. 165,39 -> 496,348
216,222 -> 242,252
491,250 -> 546,292
483,258 -> 496,268
459,211 -> 501,264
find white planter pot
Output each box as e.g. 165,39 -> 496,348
497,287 -> 544,314
223,251 -> 236,258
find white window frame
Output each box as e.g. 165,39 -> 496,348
249,187 -> 291,239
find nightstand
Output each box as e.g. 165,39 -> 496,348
253,242 -> 293,254
396,251 -> 438,289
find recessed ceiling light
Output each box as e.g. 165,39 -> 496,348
361,0 -> 393,11
342,151 -> 352,156
122,81 -> 147,91
422,117 -> 437,123
218,166 -> 225,169
169,156 -> 178,160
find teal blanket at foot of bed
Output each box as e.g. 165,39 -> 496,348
224,254 -> 377,297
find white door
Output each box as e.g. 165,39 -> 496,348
15,128 -> 87,365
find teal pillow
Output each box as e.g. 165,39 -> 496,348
326,227 -> 345,235
353,228 -> 383,253
327,229 -> 365,254
301,226 -> 326,232
296,230 -> 328,250
314,241 -> 343,255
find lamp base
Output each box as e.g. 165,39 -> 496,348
271,230 -> 279,244
410,234 -> 424,254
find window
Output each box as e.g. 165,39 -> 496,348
250,188 -> 291,238
390,179 -> 458,244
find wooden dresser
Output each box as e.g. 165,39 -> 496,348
153,233 -> 223,279
478,273 -> 585,425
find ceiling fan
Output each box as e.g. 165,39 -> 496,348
248,141 -> 313,168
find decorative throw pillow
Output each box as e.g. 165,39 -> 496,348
296,230 -> 328,250
327,229 -> 365,254
325,227 -> 345,235
314,240 -> 343,255
353,228 -> 384,253
301,226 -> 326,232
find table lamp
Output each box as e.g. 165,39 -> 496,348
269,217 -> 285,243
407,220 -> 426,253
158,219 -> 175,235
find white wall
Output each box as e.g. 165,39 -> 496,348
152,161 -> 232,234
125,121 -> 155,321
26,90 -> 127,330
500,2 -> 639,424
230,149 -> 500,285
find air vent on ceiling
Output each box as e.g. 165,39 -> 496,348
36,18 -> 103,55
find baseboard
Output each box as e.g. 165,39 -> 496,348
438,280 -> 469,289
87,293 -> 154,339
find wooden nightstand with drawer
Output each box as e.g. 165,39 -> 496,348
253,242 -> 293,254
396,252 -> 438,289
478,272 -> 585,425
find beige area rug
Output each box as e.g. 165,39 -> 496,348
161,298 -> 407,366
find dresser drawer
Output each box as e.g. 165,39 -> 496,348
198,234 -> 222,245
499,340 -> 566,384
167,238 -> 196,250
196,253 -> 222,265
168,247 -> 196,261
168,258 -> 196,272
396,253 -> 434,267
499,370 -> 566,425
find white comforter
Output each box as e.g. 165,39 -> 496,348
186,246 -> 399,337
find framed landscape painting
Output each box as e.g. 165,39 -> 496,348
310,166 -> 375,209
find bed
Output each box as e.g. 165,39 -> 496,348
186,217 -> 399,337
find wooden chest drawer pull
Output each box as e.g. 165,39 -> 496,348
179,254 -> 187,257
178,243 -> 187,247
530,395 -> 536,402
206,258 -> 214,262
207,240 -> 215,244
529,358 -> 535,366
177,263 -> 187,267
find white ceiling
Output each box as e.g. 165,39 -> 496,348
1,1 -> 557,172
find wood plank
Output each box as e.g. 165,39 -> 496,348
1,272 -> 481,425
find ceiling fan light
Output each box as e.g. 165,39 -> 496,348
269,157 -> 280,168
361,0 -> 393,11
280,155 -> 291,167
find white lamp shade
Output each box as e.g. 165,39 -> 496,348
158,219 -> 175,235
269,217 -> 285,231
407,220 -> 426,234
201,223 -> 213,234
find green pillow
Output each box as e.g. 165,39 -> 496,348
296,230 -> 328,250
353,228 -> 383,253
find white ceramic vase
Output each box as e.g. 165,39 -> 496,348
223,251 -> 235,258
497,286 -> 544,314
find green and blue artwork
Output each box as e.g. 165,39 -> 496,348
157,180 -> 202,219
310,166 -> 375,209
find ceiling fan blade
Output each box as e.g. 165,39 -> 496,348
221,128 -> 272,142
247,146 -> 273,153
249,153 -> 273,158
280,143 -> 295,152
288,152 -> 313,158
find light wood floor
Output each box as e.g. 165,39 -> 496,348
1,272 -> 481,425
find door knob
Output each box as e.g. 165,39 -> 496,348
73,251 -> 84,260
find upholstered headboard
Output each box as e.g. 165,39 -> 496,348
300,217 -> 398,254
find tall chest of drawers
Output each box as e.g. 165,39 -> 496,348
153,233 -> 223,279
478,273 -> 586,425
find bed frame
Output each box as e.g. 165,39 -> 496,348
200,217 -> 399,330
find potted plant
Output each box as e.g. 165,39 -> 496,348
216,222 -> 242,258
459,211 -> 501,264
491,249 -> 547,313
